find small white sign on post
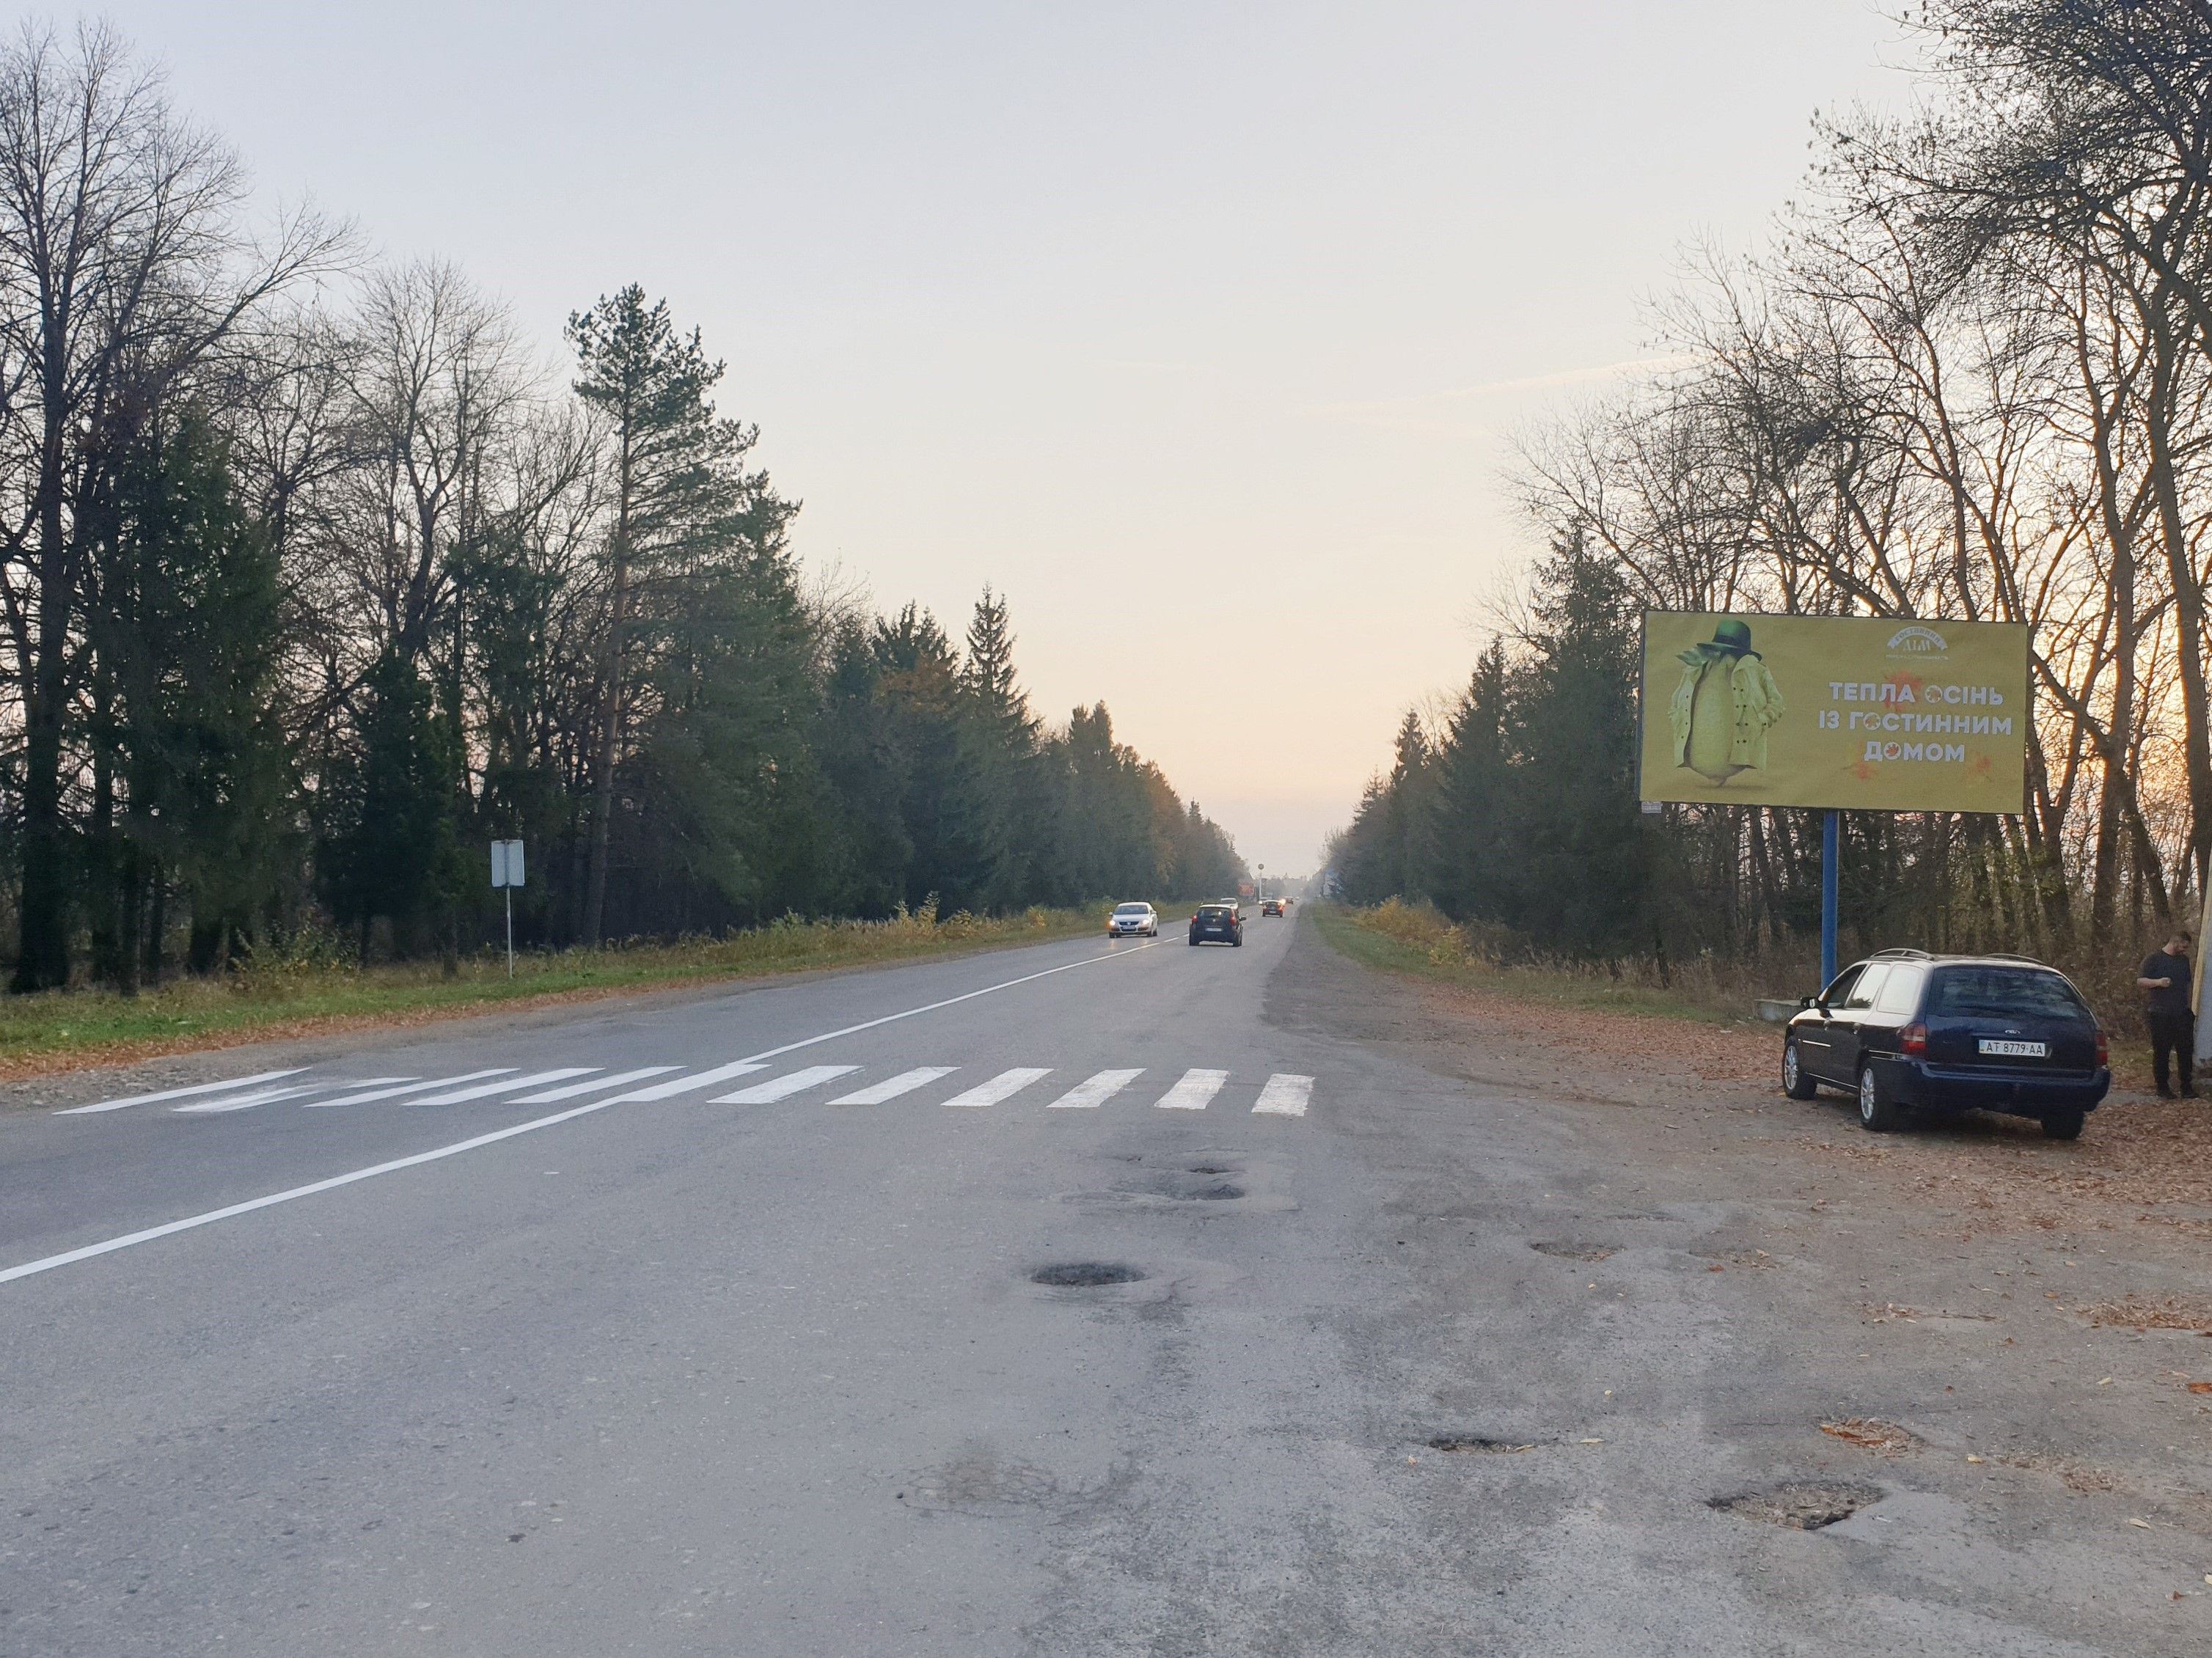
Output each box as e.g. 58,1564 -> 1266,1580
490,840 -> 525,976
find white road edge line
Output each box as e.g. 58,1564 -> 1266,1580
0,942 -> 1159,1288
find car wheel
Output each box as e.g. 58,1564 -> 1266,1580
1782,1038 -> 1819,1100
1857,1062 -> 1902,1132
2042,1107 -> 2085,1140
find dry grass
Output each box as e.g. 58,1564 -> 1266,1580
2078,1296 -> 2212,1335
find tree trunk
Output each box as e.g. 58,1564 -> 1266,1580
2145,299 -> 2212,895
141,858 -> 166,987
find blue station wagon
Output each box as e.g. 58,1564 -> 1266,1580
1782,950 -> 2110,1138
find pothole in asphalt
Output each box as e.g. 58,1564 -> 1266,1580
1428,1436 -> 1545,1454
1030,1263 -> 1146,1288
1187,1164 -> 1232,1175
1709,1481 -> 1883,1530
1192,1184 -> 1245,1200
1531,1241 -> 1616,1262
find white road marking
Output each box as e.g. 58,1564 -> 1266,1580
1253,1074 -> 1314,1116
406,1068 -> 598,1106
1157,1068 -> 1229,1110
1,943 -> 1160,1287
1048,1068 -> 1143,1109
57,1070 -> 307,1115
0,1098 -> 641,1286
940,1068 -> 1052,1109
510,1066 -> 678,1104
173,1081 -> 401,1115
607,1062 -> 766,1101
711,1065 -> 860,1104
827,1066 -> 956,1105
304,1070 -> 518,1109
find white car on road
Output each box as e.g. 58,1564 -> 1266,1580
1107,902 -> 1159,938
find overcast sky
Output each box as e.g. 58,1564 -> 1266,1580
99,1 -> 1918,875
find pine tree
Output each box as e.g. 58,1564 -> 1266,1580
1504,532 -> 1647,956
1428,643 -> 1510,921
961,587 -> 1046,908
567,285 -> 792,942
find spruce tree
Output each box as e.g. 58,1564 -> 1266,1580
567,285 -> 790,942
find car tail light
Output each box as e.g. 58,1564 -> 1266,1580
1900,1022 -> 1927,1057
2095,1027 -> 2109,1065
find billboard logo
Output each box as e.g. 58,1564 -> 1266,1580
1886,625 -> 1949,656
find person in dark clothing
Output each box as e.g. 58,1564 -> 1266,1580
2137,931 -> 2196,1098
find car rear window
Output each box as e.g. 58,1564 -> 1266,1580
1198,906 -> 1233,917
1927,966 -> 2085,1019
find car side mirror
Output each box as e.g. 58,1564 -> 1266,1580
1798,994 -> 1815,1010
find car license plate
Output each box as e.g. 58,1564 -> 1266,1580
1978,1038 -> 2046,1058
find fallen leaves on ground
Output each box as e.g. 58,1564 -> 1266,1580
2080,1296 -> 2212,1335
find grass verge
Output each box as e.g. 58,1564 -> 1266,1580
1313,900 -> 1748,1025
0,906 -> 1109,1079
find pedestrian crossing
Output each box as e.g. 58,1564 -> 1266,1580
56,1060 -> 1318,1120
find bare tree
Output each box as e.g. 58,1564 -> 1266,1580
0,21 -> 340,988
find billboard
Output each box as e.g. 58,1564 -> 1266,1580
1638,612 -> 2031,814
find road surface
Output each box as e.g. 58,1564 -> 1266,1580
1,914 -> 2197,1655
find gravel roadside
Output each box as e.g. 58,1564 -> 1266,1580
1273,915 -> 2212,1651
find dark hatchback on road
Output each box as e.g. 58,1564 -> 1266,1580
1189,903 -> 1243,947
1782,949 -> 2109,1137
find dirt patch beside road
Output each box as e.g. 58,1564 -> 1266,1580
1268,909 -> 2212,1646
1305,908 -> 2212,1241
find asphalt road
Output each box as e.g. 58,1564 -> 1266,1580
1,912 -> 2194,1656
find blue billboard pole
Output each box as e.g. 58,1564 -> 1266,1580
1820,809 -> 1839,988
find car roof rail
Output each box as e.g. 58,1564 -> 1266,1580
1869,947 -> 1933,959
1980,950 -> 2048,965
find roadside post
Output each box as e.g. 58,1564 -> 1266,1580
491,839 -> 525,977
1636,612 -> 2031,997
1821,810 -> 1839,988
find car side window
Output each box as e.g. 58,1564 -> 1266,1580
1820,966 -> 1863,1007
1874,966 -> 1924,1016
1844,964 -> 1889,1010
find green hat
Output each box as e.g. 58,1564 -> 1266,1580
1677,616 -> 1762,670
1710,618 -> 1757,656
